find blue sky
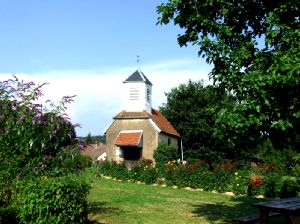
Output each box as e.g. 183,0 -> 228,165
0,0 -> 212,136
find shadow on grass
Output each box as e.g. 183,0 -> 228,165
88,201 -> 121,224
191,196 -> 289,223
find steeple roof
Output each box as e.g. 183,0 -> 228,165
124,70 -> 152,85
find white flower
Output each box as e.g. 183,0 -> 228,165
29,139 -> 34,148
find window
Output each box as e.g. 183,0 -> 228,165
146,87 -> 151,102
130,87 -> 139,100
168,137 -> 171,145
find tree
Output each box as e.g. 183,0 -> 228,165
85,132 -> 94,144
154,143 -> 178,164
160,80 -> 236,162
157,0 -> 300,151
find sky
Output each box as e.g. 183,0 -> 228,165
0,0 -> 212,136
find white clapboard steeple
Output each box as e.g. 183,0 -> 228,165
123,69 -> 152,114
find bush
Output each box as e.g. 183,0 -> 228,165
50,147 -> 92,176
162,160 -> 234,192
0,76 -> 92,222
247,175 -> 265,196
0,206 -> 18,224
230,170 -> 249,195
263,173 -> 282,198
96,159 -> 299,198
16,174 -> 90,224
0,77 -> 79,200
255,139 -> 297,171
154,143 -> 178,164
279,176 -> 299,198
129,160 -> 158,184
97,160 -> 129,180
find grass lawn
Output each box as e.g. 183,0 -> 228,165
88,177 -> 287,224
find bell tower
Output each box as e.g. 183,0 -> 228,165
123,70 -> 152,114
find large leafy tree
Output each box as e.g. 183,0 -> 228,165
160,81 -> 236,162
157,1 -> 300,151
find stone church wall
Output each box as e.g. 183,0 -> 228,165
106,118 -> 158,161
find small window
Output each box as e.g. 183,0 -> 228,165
168,137 -> 171,146
146,87 -> 151,102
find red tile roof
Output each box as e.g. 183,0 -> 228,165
114,110 -> 149,119
149,109 -> 180,137
115,131 -> 143,146
114,109 -> 180,137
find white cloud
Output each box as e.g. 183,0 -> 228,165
0,58 -> 212,136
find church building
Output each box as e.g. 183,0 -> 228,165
104,70 -> 180,168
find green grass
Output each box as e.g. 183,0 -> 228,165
88,178 -> 287,224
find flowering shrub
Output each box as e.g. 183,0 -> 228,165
0,76 -> 91,222
0,76 -> 79,179
230,171 -> 249,195
247,175 -> 265,196
95,159 -> 299,198
251,176 -> 264,187
129,159 -> 158,184
163,160 -> 210,188
162,160 -> 235,192
213,160 -> 235,174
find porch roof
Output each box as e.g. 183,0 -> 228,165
115,130 -> 143,147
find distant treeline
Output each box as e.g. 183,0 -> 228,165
78,134 -> 106,144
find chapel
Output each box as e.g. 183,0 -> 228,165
105,70 -> 180,168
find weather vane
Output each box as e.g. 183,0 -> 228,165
136,55 -> 141,71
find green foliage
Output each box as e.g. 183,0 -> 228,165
163,160 -> 210,189
97,160 -> 129,180
79,135 -> 106,144
291,153 -> 300,176
95,160 -> 299,197
15,174 -> 90,224
0,206 -> 18,224
255,139 -> 297,170
129,159 -> 158,184
247,176 -> 265,197
0,77 -> 79,181
154,143 -> 178,164
0,76 -> 92,223
160,81 -> 235,161
163,160 -> 234,192
85,132 -> 94,144
157,0 -> 300,152
263,173 -> 282,198
279,176 -> 299,198
263,174 -> 299,198
230,171 -> 249,196
43,147 -> 92,177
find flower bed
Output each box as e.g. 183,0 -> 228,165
95,159 -> 299,198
